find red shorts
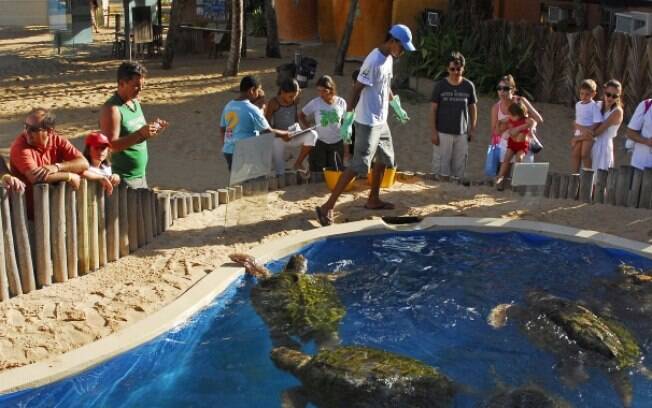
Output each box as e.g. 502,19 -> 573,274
508,138 -> 528,154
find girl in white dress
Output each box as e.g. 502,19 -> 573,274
590,80 -> 623,172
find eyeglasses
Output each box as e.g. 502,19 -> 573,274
604,92 -> 620,99
448,67 -> 462,72
497,86 -> 513,92
24,123 -> 51,133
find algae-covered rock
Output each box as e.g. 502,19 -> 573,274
229,253 -> 345,349
271,345 -> 455,408
480,385 -> 572,408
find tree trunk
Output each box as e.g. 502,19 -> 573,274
224,0 -> 244,76
334,0 -> 358,76
264,0 -> 281,58
162,0 -> 187,69
123,0 -> 131,60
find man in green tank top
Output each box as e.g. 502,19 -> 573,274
100,61 -> 168,188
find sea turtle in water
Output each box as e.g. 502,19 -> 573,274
229,253 -> 345,349
270,345 -> 455,408
487,290 -> 650,408
479,384 -> 572,408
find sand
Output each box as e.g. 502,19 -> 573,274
0,27 -> 650,373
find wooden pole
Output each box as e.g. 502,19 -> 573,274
107,185 -> 120,262
233,185 -> 243,199
628,168 -> 644,208
0,188 -> 7,300
0,188 -> 21,296
118,183 -> 129,257
158,193 -> 171,233
201,193 -> 211,211
51,182 -> 67,283
218,189 -> 229,204
615,165 -> 633,207
579,169 -> 594,203
88,182 -> 100,272
186,195 -> 193,214
192,193 -> 201,212
77,179 -> 90,275
559,175 -> 570,199
550,174 -> 561,199
170,194 -> 178,221
142,189 -> 153,244
10,190 -> 35,292
227,187 -> 236,202
568,174 -> 580,200
98,187 -> 107,267
594,169 -> 608,204
33,183 -> 52,288
639,168 -> 652,209
66,185 -> 78,279
151,190 -> 159,236
178,195 -> 187,218
277,174 -> 286,188
606,167 -> 618,205
137,189 -> 146,246
127,188 -> 139,251
543,174 -> 552,198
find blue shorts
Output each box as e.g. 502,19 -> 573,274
349,122 -> 395,176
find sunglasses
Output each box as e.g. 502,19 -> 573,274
24,123 -> 52,133
497,86 -> 513,92
604,92 -> 620,99
448,67 -> 462,72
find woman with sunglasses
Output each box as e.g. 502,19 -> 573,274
491,75 -> 543,168
588,80 -> 623,172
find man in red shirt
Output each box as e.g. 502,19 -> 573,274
10,108 -> 88,211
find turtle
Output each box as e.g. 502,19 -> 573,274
270,345 -> 455,408
487,290 -> 651,408
229,253 -> 346,349
479,384 -> 572,408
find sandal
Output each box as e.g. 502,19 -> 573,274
315,206 -> 333,227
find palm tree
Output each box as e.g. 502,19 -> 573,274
162,0 -> 188,69
224,0 -> 244,76
334,0 -> 359,76
264,0 -> 281,58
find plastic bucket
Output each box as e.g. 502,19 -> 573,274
324,168 -> 355,192
367,167 -> 396,188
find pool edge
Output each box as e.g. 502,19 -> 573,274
1,217 -> 650,395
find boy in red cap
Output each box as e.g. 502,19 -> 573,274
82,132 -> 121,195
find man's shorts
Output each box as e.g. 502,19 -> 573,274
349,122 -> 395,176
122,176 -> 148,189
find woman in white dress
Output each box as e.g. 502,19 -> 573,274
590,79 -> 623,172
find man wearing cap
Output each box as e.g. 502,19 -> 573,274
82,132 -> 121,195
315,24 -> 415,226
9,107 -> 88,216
100,61 -> 168,189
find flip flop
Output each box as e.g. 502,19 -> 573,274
315,206 -> 333,227
363,202 -> 395,210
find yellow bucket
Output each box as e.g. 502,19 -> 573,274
367,167 -> 396,188
324,168 -> 355,192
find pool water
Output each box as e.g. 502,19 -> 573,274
2,230 -> 652,407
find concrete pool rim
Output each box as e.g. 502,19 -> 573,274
1,217 -> 651,395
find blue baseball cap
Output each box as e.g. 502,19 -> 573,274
389,24 -> 416,52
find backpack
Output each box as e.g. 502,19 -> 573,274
625,99 -> 652,150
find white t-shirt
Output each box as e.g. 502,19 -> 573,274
302,96 -> 347,144
88,164 -> 112,177
627,100 -> 652,170
355,48 -> 393,126
575,100 -> 599,127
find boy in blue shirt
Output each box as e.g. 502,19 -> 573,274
220,76 -> 290,170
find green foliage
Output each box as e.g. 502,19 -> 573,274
250,6 -> 266,37
408,19 -> 539,99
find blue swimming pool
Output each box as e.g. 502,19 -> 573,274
2,230 -> 652,407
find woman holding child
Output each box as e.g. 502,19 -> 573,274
589,80 -> 624,172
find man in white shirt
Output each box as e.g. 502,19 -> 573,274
315,24 -> 415,226
626,99 -> 652,170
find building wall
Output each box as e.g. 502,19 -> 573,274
493,0 -> 541,23
0,0 -> 48,26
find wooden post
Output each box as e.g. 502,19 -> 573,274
218,189 -> 229,204
0,189 -> 7,300
639,168 -> 652,209
543,174 -> 552,198
158,193 -> 171,233
88,182 -> 100,272
118,183 -> 129,257
615,165 -> 633,207
201,193 -> 211,210
66,186 -> 78,279
227,187 -> 236,201
150,190 -> 158,237
285,171 -> 297,186
178,195 -> 187,218
185,195 -> 193,214
77,179 -> 89,275
0,188 -> 21,297
594,169 -> 608,204
277,174 -> 286,188
33,183 -> 52,288
98,188 -> 107,267
10,191 -> 35,292
579,169 -> 594,203
127,188 -> 139,251
243,180 -> 253,196
568,174 -> 580,200
192,193 -> 201,212
606,167 -> 618,205
107,185 -> 120,262
170,194 -> 178,221
51,182 -> 67,283
559,175 -> 570,199
137,189 -> 146,246
628,168 -> 644,208
233,185 -> 243,199
550,174 -> 561,199
142,189 -> 153,244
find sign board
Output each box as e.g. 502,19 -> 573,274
511,163 -> 550,187
229,133 -> 274,186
